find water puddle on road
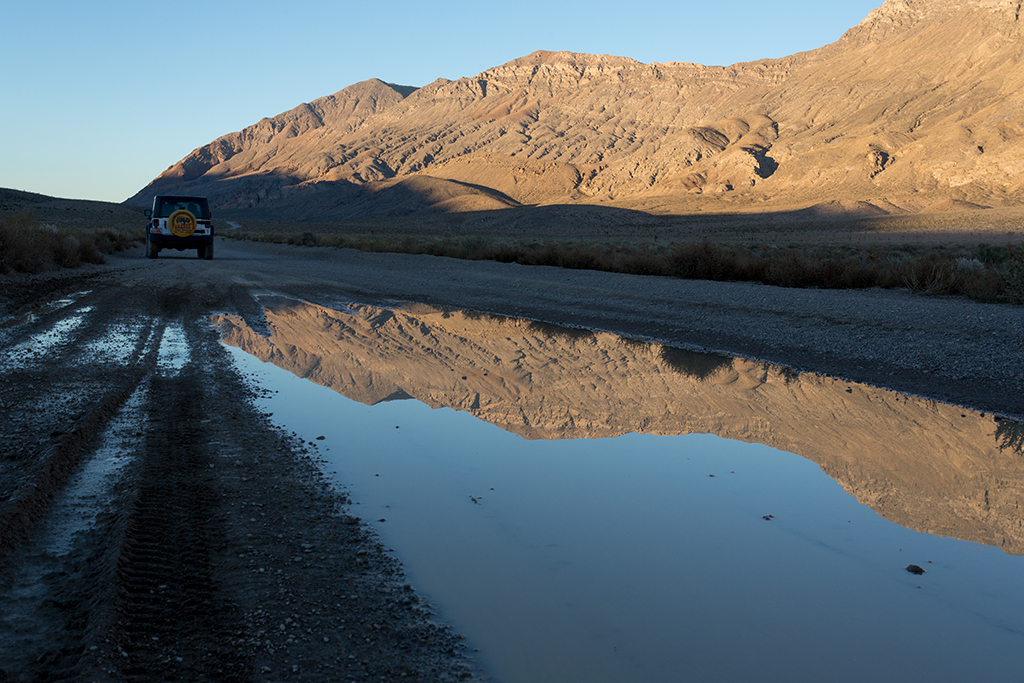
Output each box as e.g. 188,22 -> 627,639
0,290 -> 91,331
1,306 -> 94,370
217,298 -> 1024,683
38,385 -> 145,557
0,384 -> 144,670
156,324 -> 190,374
82,321 -> 149,366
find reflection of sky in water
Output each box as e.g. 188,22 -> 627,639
1,308 -> 93,370
0,291 -> 90,331
227,345 -> 1024,683
156,324 -> 190,374
82,322 -> 146,365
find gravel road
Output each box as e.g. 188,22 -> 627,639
1,236 -> 1022,681
136,236 -> 1023,416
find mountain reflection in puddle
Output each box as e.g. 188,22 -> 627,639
215,297 -> 1024,683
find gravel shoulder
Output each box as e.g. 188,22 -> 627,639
0,237 -> 1021,681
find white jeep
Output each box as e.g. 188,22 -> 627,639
144,195 -> 214,259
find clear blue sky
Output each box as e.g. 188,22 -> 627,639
0,0 -> 881,203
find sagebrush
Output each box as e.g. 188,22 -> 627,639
230,227 -> 1024,304
0,210 -> 140,274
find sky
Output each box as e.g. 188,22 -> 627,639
0,0 -> 882,203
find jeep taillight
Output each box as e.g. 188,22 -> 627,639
152,219 -> 159,228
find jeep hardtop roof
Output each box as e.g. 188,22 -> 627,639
151,195 -> 211,219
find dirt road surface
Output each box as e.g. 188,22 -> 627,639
1,237 -> 1022,681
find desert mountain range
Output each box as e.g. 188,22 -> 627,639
216,298 -> 1024,554
130,0 -> 1024,218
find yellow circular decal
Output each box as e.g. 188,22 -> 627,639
168,209 -> 197,238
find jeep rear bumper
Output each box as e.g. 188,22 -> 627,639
148,232 -> 214,248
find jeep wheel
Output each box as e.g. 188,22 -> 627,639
198,243 -> 214,260
146,235 -> 158,259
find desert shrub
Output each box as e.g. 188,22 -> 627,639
1003,247 -> 1024,304
669,241 -> 735,280
287,231 -> 320,247
839,259 -> 882,289
956,257 -> 985,273
620,250 -> 670,276
901,254 -> 961,295
766,250 -> 813,287
0,210 -> 138,274
451,236 -> 489,259
557,246 -> 604,270
731,252 -> 771,282
485,244 -> 524,264
224,226 -> 1024,304
512,243 -> 603,270
948,267 -> 996,301
55,233 -> 83,268
0,210 -> 40,273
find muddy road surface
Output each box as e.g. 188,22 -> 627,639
1,237 -> 1023,681
0,242 -> 481,682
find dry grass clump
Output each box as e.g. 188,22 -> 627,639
0,210 -> 140,274
228,227 -> 1024,304
1003,247 -> 1024,304
667,243 -> 1024,303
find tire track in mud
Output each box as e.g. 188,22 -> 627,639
0,304 -> 160,563
1,271 -> 481,683
0,384 -> 149,679
0,299 -> 247,682
104,361 -> 250,681
0,375 -> 148,560
0,289 -> 164,680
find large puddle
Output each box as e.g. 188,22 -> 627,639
216,297 -> 1024,682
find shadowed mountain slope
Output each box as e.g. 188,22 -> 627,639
129,0 -> 1024,218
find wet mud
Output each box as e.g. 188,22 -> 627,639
0,269 -> 478,681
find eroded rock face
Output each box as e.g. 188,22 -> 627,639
214,298 -> 1024,555
132,0 -> 1024,216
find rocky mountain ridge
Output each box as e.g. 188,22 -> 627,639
130,0 -> 1024,218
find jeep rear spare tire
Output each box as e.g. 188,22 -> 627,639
169,209 -> 197,238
